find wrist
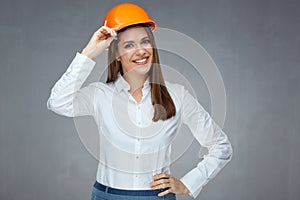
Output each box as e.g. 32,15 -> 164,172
184,187 -> 190,195
81,48 -> 95,60
179,179 -> 190,195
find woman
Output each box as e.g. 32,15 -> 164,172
47,3 -> 233,200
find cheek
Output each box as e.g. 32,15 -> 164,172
148,49 -> 154,61
119,51 -> 134,61
147,48 -> 153,56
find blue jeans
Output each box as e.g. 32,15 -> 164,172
91,181 -> 176,200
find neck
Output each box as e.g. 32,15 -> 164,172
123,72 -> 148,92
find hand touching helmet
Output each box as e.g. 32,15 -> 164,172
81,23 -> 117,60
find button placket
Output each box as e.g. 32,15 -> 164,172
136,103 -> 142,144
133,102 -> 142,185
136,103 -> 142,156
136,103 -> 142,127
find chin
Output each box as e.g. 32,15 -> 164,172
133,64 -> 151,75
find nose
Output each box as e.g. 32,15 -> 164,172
135,45 -> 146,56
135,46 -> 146,56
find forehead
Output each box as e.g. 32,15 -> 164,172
118,26 -> 148,42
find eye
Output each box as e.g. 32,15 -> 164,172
124,43 -> 134,49
142,39 -> 151,45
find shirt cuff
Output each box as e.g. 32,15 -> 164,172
73,52 -> 96,68
180,167 -> 207,199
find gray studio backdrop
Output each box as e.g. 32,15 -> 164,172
1,0 -> 299,200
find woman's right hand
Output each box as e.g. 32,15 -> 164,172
81,24 -> 117,60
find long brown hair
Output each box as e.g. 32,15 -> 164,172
106,24 -> 176,121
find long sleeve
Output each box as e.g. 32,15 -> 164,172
179,88 -> 233,199
47,52 -> 96,117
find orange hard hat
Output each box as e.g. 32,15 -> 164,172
102,3 -> 157,32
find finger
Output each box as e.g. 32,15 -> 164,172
99,27 -> 110,34
151,182 -> 171,190
150,178 -> 170,186
100,27 -> 116,38
104,20 -> 107,27
96,26 -> 107,33
107,29 -> 116,37
158,188 -> 172,197
107,27 -> 117,36
153,173 -> 170,181
150,179 -> 170,187
111,29 -> 117,37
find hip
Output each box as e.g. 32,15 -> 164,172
91,181 -> 176,200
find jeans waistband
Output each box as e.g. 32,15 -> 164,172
93,181 -> 165,196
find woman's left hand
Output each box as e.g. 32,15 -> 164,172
150,173 -> 190,197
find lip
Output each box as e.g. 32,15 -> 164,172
132,57 -> 149,65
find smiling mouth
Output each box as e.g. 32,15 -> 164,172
133,57 -> 149,65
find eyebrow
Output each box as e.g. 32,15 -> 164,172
121,36 -> 150,46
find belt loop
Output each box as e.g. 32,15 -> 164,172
105,186 -> 108,193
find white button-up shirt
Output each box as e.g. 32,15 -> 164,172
47,52 -> 233,199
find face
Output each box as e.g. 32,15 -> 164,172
116,26 -> 153,76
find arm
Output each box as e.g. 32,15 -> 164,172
47,25 -> 117,117
180,88 -> 233,199
46,53 -> 96,117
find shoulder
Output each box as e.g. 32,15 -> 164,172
165,81 -> 185,98
164,81 -> 185,109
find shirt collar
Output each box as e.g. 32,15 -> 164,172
115,73 -> 150,93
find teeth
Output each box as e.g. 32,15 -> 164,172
135,58 -> 147,63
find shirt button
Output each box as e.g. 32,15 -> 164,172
136,156 -> 139,159
138,122 -> 141,125
137,106 -> 141,110
135,175 -> 138,178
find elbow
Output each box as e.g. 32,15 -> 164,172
219,140 -> 233,162
46,97 -> 73,117
226,142 -> 233,162
229,144 -> 233,161
46,97 -> 53,111
46,97 -> 59,112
